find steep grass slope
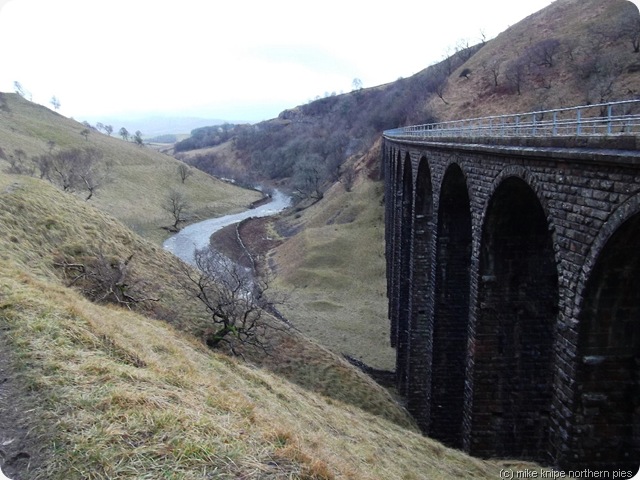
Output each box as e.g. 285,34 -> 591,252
0,173 -> 544,478
429,0 -> 640,120
0,93 -> 261,244
268,143 -> 393,370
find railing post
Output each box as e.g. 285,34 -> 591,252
577,109 -> 582,135
553,111 -> 558,136
607,104 -> 612,135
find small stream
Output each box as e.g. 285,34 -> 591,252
162,189 -> 291,265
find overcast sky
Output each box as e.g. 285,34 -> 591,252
0,0 -> 624,123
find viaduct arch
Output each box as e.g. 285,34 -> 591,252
383,129 -> 640,471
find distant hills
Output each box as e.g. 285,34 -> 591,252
79,114 -> 248,138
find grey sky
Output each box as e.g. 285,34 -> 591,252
0,0 -> 602,123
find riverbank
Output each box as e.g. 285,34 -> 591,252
209,216 -> 284,272
163,189 -> 291,265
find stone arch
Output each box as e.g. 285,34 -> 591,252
569,196 -> 640,470
395,152 -> 414,394
406,156 -> 435,431
470,175 -> 558,461
430,162 -> 472,448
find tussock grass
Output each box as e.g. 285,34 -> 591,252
271,159 -> 394,371
0,172 -> 541,478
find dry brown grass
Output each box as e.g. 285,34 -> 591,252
0,172 -> 547,478
268,149 -> 394,371
427,0 -> 640,121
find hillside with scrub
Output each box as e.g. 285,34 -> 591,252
203,0 -> 640,371
0,92 -> 261,245
0,172 -> 547,478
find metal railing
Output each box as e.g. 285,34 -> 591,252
383,99 -> 640,140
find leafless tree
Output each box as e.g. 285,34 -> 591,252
455,38 -> 475,62
54,252 -> 158,309
584,54 -> 626,105
133,130 -> 144,147
426,62 -> 450,104
46,147 -> 108,199
340,164 -> 356,192
504,57 -> 528,95
292,154 -> 325,202
483,58 -> 502,88
620,15 -> 640,53
50,95 -> 61,110
163,189 -> 189,230
179,247 -> 284,354
527,38 -> 562,68
177,163 -> 193,184
13,81 -> 26,98
5,148 -> 34,176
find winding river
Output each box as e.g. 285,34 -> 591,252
162,189 -> 291,265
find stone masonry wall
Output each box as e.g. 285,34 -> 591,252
383,138 -> 640,470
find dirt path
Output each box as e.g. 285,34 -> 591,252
209,216 -> 284,271
0,332 -> 47,479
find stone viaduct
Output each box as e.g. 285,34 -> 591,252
382,102 -> 640,472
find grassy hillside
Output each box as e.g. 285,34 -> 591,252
267,143 -> 393,371
428,0 -> 640,121
228,0 -> 640,370
0,93 -> 261,244
0,172 -> 546,478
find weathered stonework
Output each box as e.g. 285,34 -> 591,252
383,137 -> 640,471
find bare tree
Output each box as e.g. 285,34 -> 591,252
340,164 -> 356,192
133,130 -> 144,146
119,127 -> 129,141
54,252 -> 158,309
104,125 -> 114,136
484,58 -> 502,88
527,38 -> 562,68
427,63 -> 450,104
180,247 -> 283,354
177,163 -> 193,184
163,189 -> 189,230
620,15 -> 640,53
504,57 -> 528,95
50,95 -> 61,110
5,148 -> 34,175
13,81 -> 26,98
584,54 -> 626,105
292,154 -> 324,202
46,147 -> 107,199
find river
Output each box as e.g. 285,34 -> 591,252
162,189 -> 291,265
